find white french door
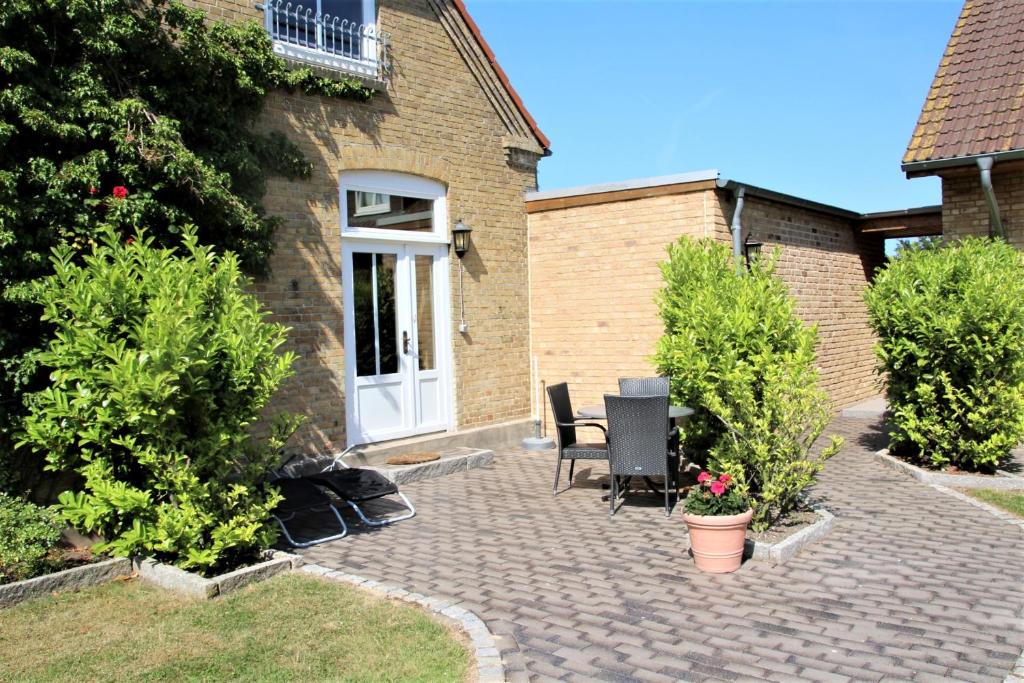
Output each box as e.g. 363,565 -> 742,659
342,241 -> 451,445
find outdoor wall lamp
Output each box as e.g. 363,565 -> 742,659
453,220 -> 473,333
452,220 -> 472,258
744,233 -> 763,268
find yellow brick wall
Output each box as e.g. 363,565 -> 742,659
185,0 -> 540,453
720,194 -> 885,408
528,191 -> 717,415
528,189 -> 884,429
941,168 -> 1024,246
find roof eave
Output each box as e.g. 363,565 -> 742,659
902,148 -> 1024,177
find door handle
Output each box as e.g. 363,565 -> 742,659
403,330 -> 410,355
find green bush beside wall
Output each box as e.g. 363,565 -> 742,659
19,230 -> 299,574
655,238 -> 840,532
865,237 -> 1024,472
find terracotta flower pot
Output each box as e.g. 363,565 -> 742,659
682,509 -> 753,573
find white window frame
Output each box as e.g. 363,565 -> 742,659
340,171 -> 449,245
353,191 -> 391,216
264,0 -> 380,78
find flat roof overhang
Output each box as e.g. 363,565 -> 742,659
857,206 -> 942,238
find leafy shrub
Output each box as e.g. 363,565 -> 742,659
865,237 -> 1024,471
655,238 -> 841,531
0,493 -> 64,584
19,229 -> 299,574
0,0 -> 373,491
683,472 -> 749,517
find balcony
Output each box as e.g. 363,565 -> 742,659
261,1 -> 389,81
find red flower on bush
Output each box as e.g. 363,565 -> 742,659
718,473 -> 731,483
709,481 -> 726,496
126,237 -> 135,245
112,186 -> 128,199
697,471 -> 712,484
89,186 -> 98,196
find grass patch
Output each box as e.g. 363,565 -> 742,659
964,489 -> 1024,518
0,573 -> 470,682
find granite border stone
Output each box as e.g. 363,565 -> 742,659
0,557 -> 132,609
370,448 -> 494,485
875,448 -> 1024,490
746,506 -> 835,565
134,550 -> 303,600
301,563 -> 507,682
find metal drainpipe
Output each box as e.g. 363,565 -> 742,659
730,186 -> 746,274
977,156 -> 1006,239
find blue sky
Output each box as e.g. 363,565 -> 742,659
464,1 -> 962,213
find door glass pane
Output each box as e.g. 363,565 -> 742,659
376,253 -> 398,375
414,255 -> 435,371
321,0 -> 364,57
346,191 -> 433,232
352,252 -> 376,377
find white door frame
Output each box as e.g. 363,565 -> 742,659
340,171 -> 455,447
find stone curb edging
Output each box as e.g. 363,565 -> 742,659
134,551 -> 303,600
747,506 -> 836,565
301,563 -> 506,683
930,483 -> 1024,533
874,449 -> 1024,490
0,557 -> 132,609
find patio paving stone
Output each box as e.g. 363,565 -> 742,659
300,416 -> 1024,682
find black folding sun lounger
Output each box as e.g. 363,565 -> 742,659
305,449 -> 416,527
270,476 -> 348,548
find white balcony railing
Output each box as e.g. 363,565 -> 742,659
260,1 -> 389,80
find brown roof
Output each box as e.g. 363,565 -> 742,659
903,0 -> 1024,170
451,0 -> 550,153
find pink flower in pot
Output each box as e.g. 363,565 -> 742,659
682,471 -> 752,574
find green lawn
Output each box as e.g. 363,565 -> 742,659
0,572 -> 469,683
964,489 -> 1024,518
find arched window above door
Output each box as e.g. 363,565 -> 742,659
340,171 -> 448,244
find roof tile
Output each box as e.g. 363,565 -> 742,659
904,0 -> 1024,166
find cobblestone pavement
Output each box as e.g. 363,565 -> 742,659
300,417 -> 1024,682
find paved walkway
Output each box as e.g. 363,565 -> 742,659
301,417 -> 1024,682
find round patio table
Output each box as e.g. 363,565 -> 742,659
576,404 -> 694,420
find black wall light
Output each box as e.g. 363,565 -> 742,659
452,220 -> 472,258
744,233 -> 763,268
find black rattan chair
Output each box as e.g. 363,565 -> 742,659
604,394 -> 680,517
618,376 -> 679,456
618,376 -> 670,397
547,382 -> 609,494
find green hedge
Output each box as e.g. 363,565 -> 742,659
0,493 -> 63,584
19,229 -> 299,574
655,238 -> 841,531
865,237 -> 1024,471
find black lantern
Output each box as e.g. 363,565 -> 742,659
452,220 -> 472,259
744,233 -> 763,268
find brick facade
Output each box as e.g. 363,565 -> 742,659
185,0 -> 544,453
528,185 -> 886,418
721,194 -> 886,408
940,166 -> 1024,247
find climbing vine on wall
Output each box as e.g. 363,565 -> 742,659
0,0 -> 375,491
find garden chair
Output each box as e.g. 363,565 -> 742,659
604,394 -> 680,517
547,382 -> 609,494
280,448 -> 416,528
269,477 -> 349,548
618,376 -> 680,456
618,376 -> 670,397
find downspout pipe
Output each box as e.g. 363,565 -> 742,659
977,156 -> 1006,239
730,186 -> 746,274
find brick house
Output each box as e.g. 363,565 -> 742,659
903,0 -> 1024,244
186,0 -> 548,452
526,172 -> 939,412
